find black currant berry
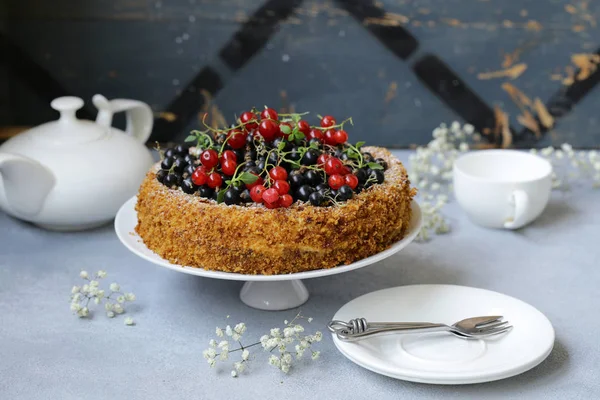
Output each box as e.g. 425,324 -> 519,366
164,148 -> 175,158
338,185 -> 353,201
156,169 -> 168,183
374,158 -> 388,170
224,188 -> 241,205
161,156 -> 175,170
245,166 -> 262,176
184,154 -> 197,165
181,178 -> 196,194
240,189 -> 252,203
184,164 -> 196,177
301,149 -> 319,166
243,160 -> 256,169
315,183 -> 328,192
289,170 -> 305,189
174,144 -> 188,155
304,170 -> 322,186
340,153 -> 350,161
296,185 -> 314,202
268,152 -> 279,165
164,173 -> 179,187
172,156 -> 187,173
309,191 -> 324,206
234,149 -> 245,161
246,134 -> 255,145
198,186 -> 214,198
256,159 -> 266,171
370,170 -> 385,184
288,147 -> 301,162
363,152 -> 374,163
355,168 -> 368,184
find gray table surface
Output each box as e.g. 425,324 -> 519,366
1,150 -> 599,400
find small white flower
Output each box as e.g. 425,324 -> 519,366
109,283 -> 120,292
203,348 -> 217,360
94,297 -> 101,305
225,325 -> 233,336
77,307 -> 89,318
79,271 -> 89,279
312,351 -> 321,360
270,328 -> 281,338
70,303 -> 81,312
209,339 -> 217,348
231,370 -> 237,378
561,143 -> 573,153
216,327 -> 224,337
106,311 -> 115,318
219,350 -> 229,361
293,325 -> 304,333
97,270 -> 107,278
105,302 -> 113,311
283,327 -> 295,338
125,293 -> 136,301
117,296 -> 126,303
463,124 -> 474,134
307,317 -> 313,323
232,333 -> 241,341
90,280 -> 99,287
71,286 -> 80,294
218,340 -> 229,350
314,331 -> 323,342
282,353 -> 292,364
430,182 -> 441,191
268,355 -> 280,367
555,150 -> 564,159
242,349 -> 250,361
113,304 -> 124,314
124,317 -> 135,326
283,320 -> 289,325
260,335 -> 269,346
71,293 -> 82,302
234,323 -> 246,335
234,361 -> 246,372
81,284 -> 89,293
278,344 -> 286,353
459,142 -> 469,152
281,364 -> 290,373
96,290 -> 105,300
208,359 -> 216,368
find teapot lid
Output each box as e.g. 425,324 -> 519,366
26,97 -> 106,145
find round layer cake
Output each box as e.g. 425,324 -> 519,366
135,146 -> 415,275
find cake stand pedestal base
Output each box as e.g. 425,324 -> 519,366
240,280 -> 309,311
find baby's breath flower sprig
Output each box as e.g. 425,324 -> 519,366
531,144 -> 600,189
203,312 -> 322,378
70,270 -> 136,325
409,121 -> 475,241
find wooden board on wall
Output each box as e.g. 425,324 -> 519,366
4,0 -> 600,148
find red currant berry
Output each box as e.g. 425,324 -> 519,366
307,129 -> 324,142
344,174 -> 359,189
264,200 -> 280,209
227,129 -> 247,149
201,149 -> 219,169
262,187 -> 280,204
246,175 -> 264,189
191,167 -> 208,186
334,129 -> 348,144
279,122 -> 293,138
328,174 -> 345,190
324,157 -> 344,175
258,120 -> 279,141
221,159 -> 237,176
207,172 -> 223,189
321,115 -> 336,128
269,166 -> 288,182
250,185 -> 266,203
317,153 -> 330,166
279,194 -> 293,208
240,111 -> 258,130
340,166 -> 351,176
324,129 -> 337,146
260,107 -> 279,121
273,180 -> 290,195
297,120 -> 311,135
220,150 -> 237,163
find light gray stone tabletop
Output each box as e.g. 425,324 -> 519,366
1,150 -> 599,399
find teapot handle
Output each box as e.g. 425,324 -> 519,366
92,94 -> 153,144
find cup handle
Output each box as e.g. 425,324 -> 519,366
504,190 -> 529,229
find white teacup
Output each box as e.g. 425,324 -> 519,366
453,150 -> 553,229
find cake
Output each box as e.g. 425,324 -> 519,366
135,108 -> 416,275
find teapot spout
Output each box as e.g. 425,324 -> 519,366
0,152 -> 55,216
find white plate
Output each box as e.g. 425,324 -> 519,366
114,196 -> 422,282
331,284 -> 554,384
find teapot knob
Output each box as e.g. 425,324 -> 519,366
51,97 -> 84,122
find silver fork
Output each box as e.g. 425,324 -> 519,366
328,316 -> 512,342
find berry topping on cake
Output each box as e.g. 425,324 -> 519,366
154,106 -> 388,207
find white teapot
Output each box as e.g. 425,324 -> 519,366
0,95 -> 154,231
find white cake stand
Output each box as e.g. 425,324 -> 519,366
114,197 -> 422,311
